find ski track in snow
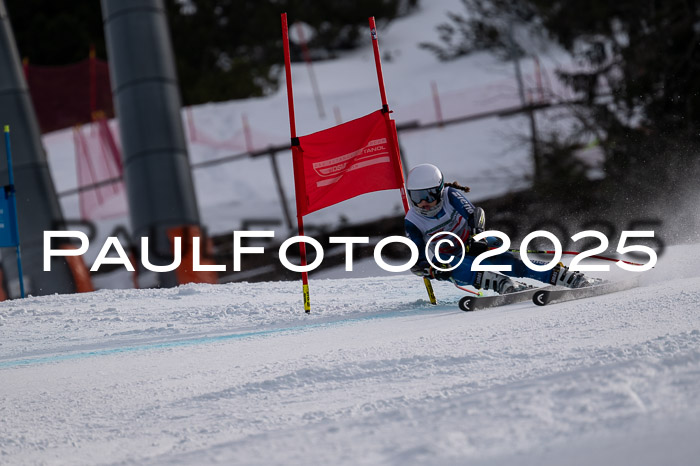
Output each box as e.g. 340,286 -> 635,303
1,245 -> 700,465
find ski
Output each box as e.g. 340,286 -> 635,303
532,278 -> 640,306
458,286 -> 550,312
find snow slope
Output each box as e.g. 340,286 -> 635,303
1,244 -> 699,465
3,1 -> 699,464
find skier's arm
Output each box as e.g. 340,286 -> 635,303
447,188 -> 491,254
405,219 -> 453,281
447,188 -> 479,232
405,219 -> 430,277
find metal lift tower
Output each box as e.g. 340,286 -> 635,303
101,0 -> 202,287
0,0 -> 78,297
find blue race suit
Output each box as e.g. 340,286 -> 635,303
404,187 -> 552,286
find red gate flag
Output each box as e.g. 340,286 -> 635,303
294,109 -> 402,216
281,13 -> 435,313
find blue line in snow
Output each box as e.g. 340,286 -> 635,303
0,305 -> 444,369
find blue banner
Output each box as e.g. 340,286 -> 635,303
0,190 -> 18,247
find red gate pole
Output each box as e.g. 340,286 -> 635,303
368,17 -> 436,304
282,13 -> 311,313
89,44 -> 97,118
368,17 -> 408,211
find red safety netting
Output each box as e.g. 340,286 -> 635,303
184,107 -> 280,153
73,117 -> 127,220
25,57 -> 113,134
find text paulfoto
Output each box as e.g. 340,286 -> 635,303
43,230 -> 658,273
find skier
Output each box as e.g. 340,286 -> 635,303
404,163 -> 593,294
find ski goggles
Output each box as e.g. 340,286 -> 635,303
408,184 -> 443,206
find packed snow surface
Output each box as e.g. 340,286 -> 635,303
1,244 -> 699,465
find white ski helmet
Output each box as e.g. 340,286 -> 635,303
406,163 -> 445,217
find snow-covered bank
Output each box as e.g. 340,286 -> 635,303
1,244 -> 699,465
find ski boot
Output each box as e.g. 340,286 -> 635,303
474,271 -> 526,294
549,263 -> 600,288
